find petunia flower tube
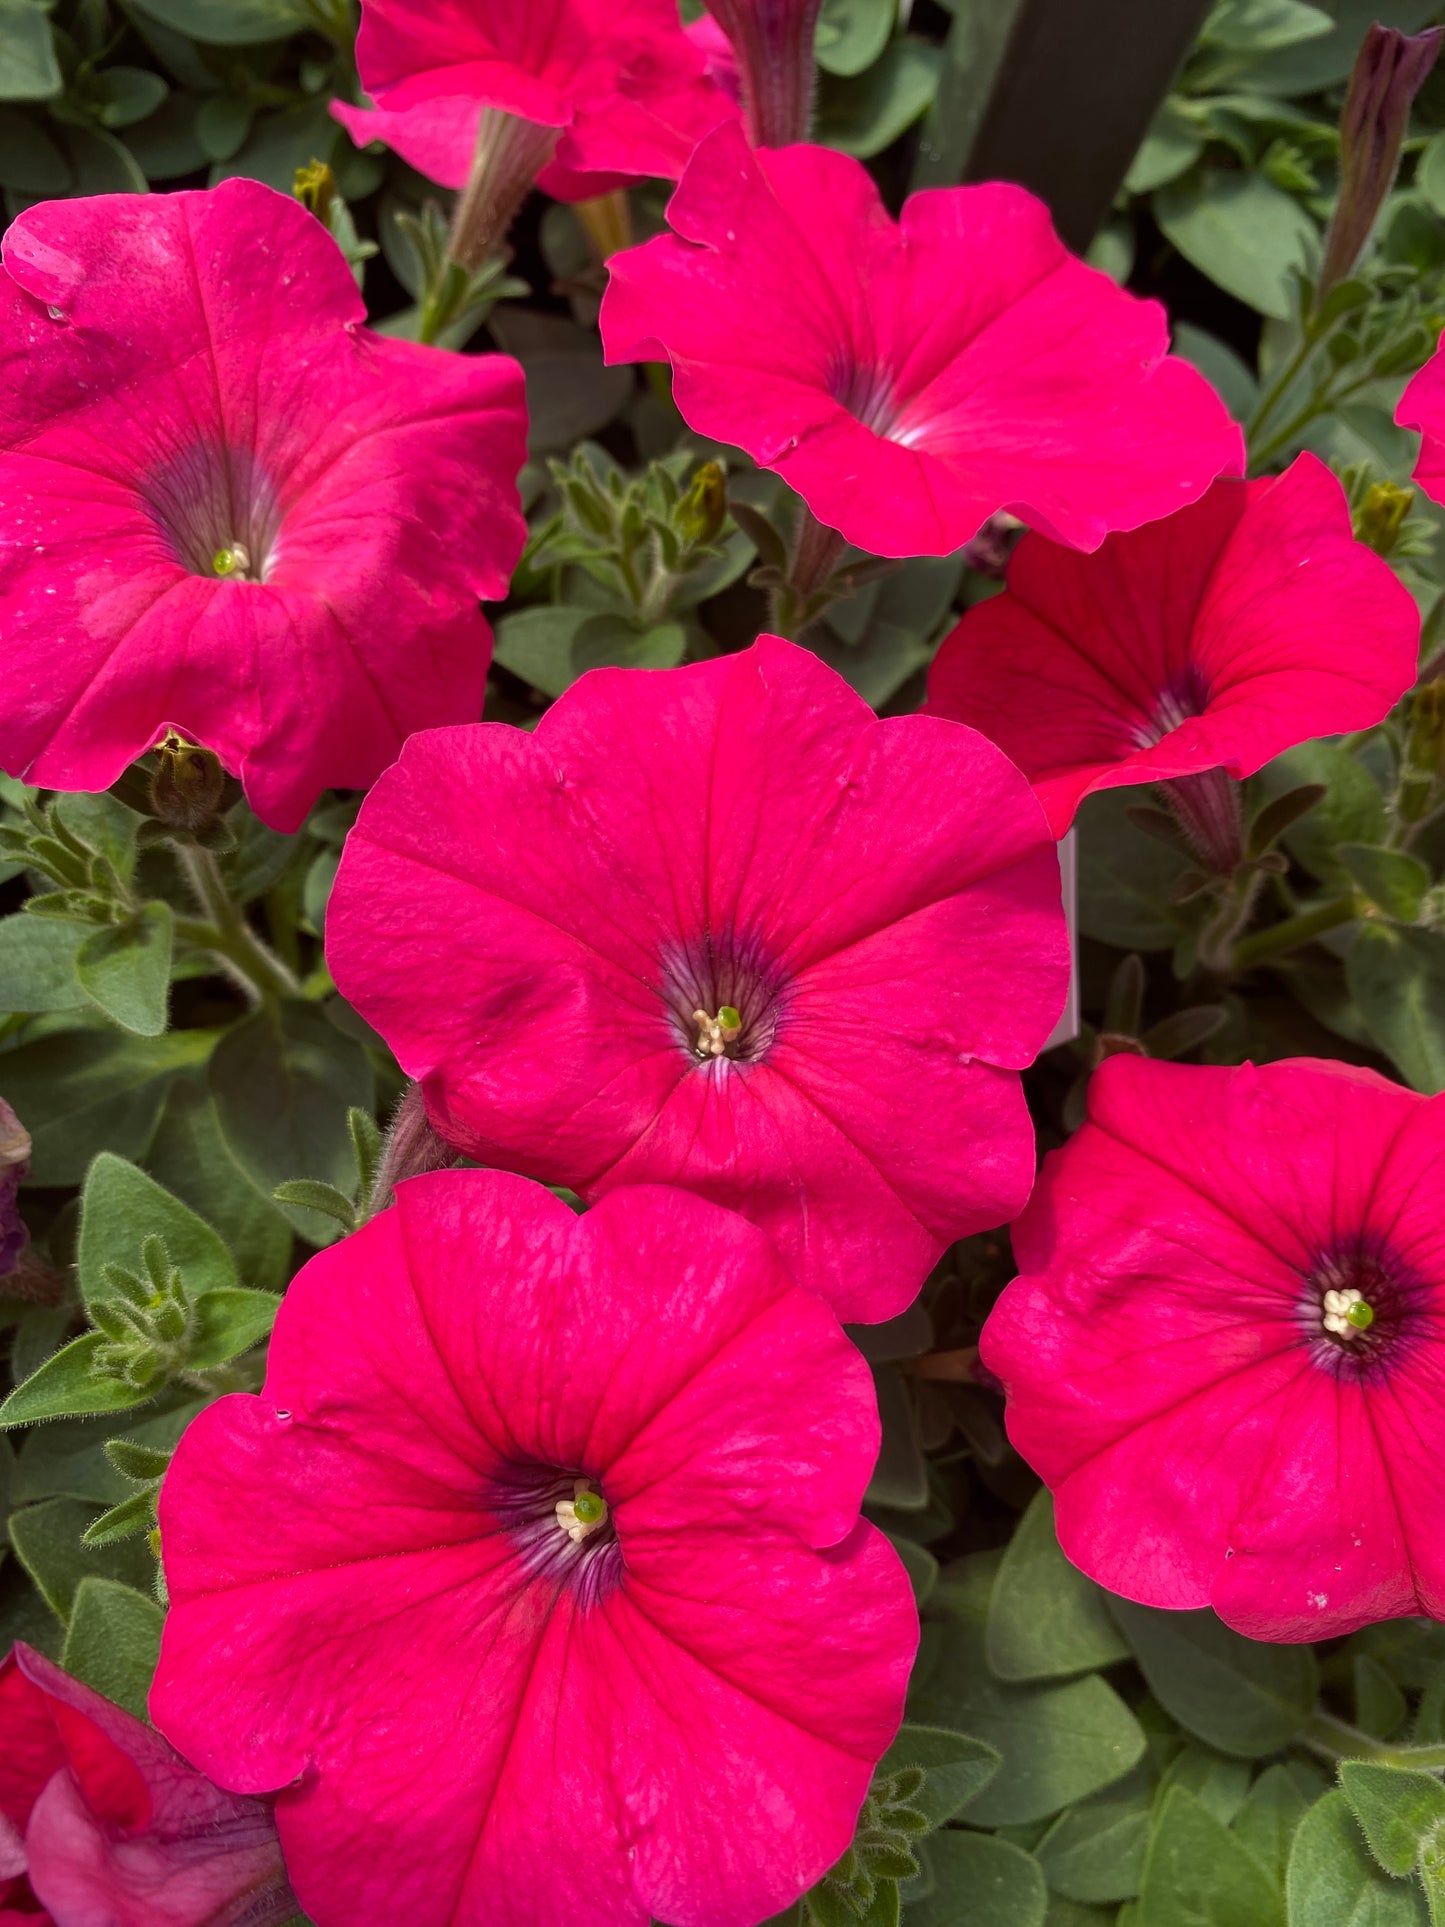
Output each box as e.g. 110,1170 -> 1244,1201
1398,337 -> 1445,510
325,634 -> 1069,1320
983,1053 -> 1445,1642
0,180 -> 528,833
925,454 -> 1420,837
0,1642 -> 294,1927
150,1171 -> 917,1927
600,122 -> 1244,559
331,0 -> 739,237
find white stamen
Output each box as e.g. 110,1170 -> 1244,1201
555,1478 -> 609,1545
692,1008 -> 741,1058
1322,1286 -> 1368,1337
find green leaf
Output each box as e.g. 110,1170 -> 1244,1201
0,915 -> 87,1013
81,1489 -> 156,1547
887,1534 -> 939,1607
1356,1656 -> 1410,1742
1078,789 -> 1195,952
986,1490 -> 1130,1683
0,0 -> 61,101
1127,96 -> 1205,194
815,0 -> 894,77
1,1024 -> 218,1186
905,1831 -> 1047,1927
1156,171 -> 1316,319
1348,925 -> 1445,1094
60,1576 -> 163,1720
1234,1764 -> 1313,1890
8,1497 -> 158,1622
1036,1767 -> 1152,1904
209,1002 -> 373,1244
0,1335 -> 154,1427
1340,1764 -> 1445,1880
272,1178 -> 356,1231
188,1286 -> 279,1367
91,66 -> 168,128
1157,1746 -> 1253,1827
1172,323 -> 1260,422
572,613 -> 689,674
1242,0 -> 1440,93
1256,743 -> 1388,887
1337,847 -> 1430,924
878,1725 -> 1001,1829
867,1363 -> 926,1511
493,604 -> 592,700
128,0 -> 309,42
78,1152 -> 237,1307
1111,1600 -> 1318,1759
75,903 -> 175,1037
1140,1787 -> 1284,1927
1418,132 -> 1445,222
0,104 -> 69,191
816,40 -> 941,158
146,1076 -> 293,1295
1287,1790 -> 1429,1926
1202,0 -> 1331,52
912,1555 -> 1145,1825
195,92 -> 253,162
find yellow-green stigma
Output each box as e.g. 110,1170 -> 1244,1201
1323,1286 -> 1374,1339
693,1006 -> 744,1058
212,543 -> 252,580
556,1480 -> 609,1544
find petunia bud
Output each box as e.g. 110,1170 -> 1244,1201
293,157 -> 336,222
1317,23 -> 1445,304
677,460 -> 728,547
703,0 -> 824,146
149,731 -> 228,833
1354,479 -> 1414,557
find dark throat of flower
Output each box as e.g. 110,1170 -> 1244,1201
141,442 -> 283,585
660,931 -> 788,1067
485,1461 -> 620,1608
1304,1244 -> 1419,1375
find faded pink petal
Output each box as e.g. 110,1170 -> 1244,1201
926,455 -> 1419,835
601,124 -> 1243,558
0,181 -> 528,832
0,1645 -> 292,1927
331,0 -> 739,200
983,1055 -> 1445,1640
325,635 -> 1067,1319
151,1172 -> 916,1927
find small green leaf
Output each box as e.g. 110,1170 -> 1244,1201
1256,743 -> 1388,886
816,39 -> 941,158
1111,1600 -> 1318,1759
815,0 -> 894,77
75,902 -> 174,1036
272,1178 -> 357,1231
60,1576 -> 164,1720
90,66 -> 168,128
1127,95 -> 1204,193
78,1154 -> 236,1308
1340,1763 -> 1445,1880
886,1534 -> 939,1607
128,0 -> 310,42
493,604 -> 593,699
81,1488 -> 156,1547
8,1497 -> 158,1622
1348,925 -> 1445,1094
0,1335 -> 155,1428
1337,846 -> 1430,924
102,1438 -> 171,1483
187,1286 -> 280,1368
877,1724 -> 1001,1829
0,914 -> 87,1013
1140,1787 -> 1284,1927
905,1831 -> 1047,1927
1036,1766 -> 1152,1904
1156,170 -> 1316,320
0,0 -> 62,101
1287,1790 -> 1429,1926
866,1363 -> 926,1511
986,1489 -> 1130,1682
1233,1763 -> 1312,1890
1355,1655 -> 1410,1742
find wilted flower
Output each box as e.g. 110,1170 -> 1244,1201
601,123 -> 1242,560
983,1055 -> 1445,1640
0,181 -> 527,832
325,636 -> 1068,1320
151,1172 -> 917,1927
0,1643 -> 293,1926
925,454 -> 1419,836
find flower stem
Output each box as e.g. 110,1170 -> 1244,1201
175,846 -> 300,1005
1230,894 -> 1366,970
1303,1709 -> 1445,1769
771,503 -> 847,638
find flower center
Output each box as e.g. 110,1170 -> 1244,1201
485,1460 -> 620,1607
141,443 -> 283,584
660,932 -> 788,1066
829,357 -> 899,437
1304,1244 -> 1417,1372
1131,664 -> 1213,750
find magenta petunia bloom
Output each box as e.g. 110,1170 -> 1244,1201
150,1171 -> 916,1927
925,455 -> 1420,836
0,181 -> 528,833
600,123 -> 1243,559
1398,339 -> 1445,509
983,1054 -> 1445,1642
325,635 -> 1068,1320
0,1643 -> 294,1927
332,0 -> 739,205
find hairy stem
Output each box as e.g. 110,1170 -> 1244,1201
1230,894 -> 1366,970
175,847 -> 300,1005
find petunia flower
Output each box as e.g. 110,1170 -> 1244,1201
1398,335 -> 1445,511
324,635 -> 1068,1320
0,1642 -> 294,1927
925,454 -> 1420,838
0,180 -> 528,834
150,1170 -> 917,1927
600,122 -> 1243,561
982,1053 -> 1445,1642
331,0 -> 739,261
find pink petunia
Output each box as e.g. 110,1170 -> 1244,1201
150,1171 -> 917,1927
925,454 -> 1420,837
1398,339 -> 1445,509
324,635 -> 1068,1321
331,0 -> 739,205
600,122 -> 1244,559
983,1054 -> 1445,1642
0,1643 -> 294,1927
0,181 -> 528,833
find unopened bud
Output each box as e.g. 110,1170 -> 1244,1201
293,158 -> 336,222
1354,481 -> 1414,556
677,461 -> 728,547
150,732 -> 228,833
